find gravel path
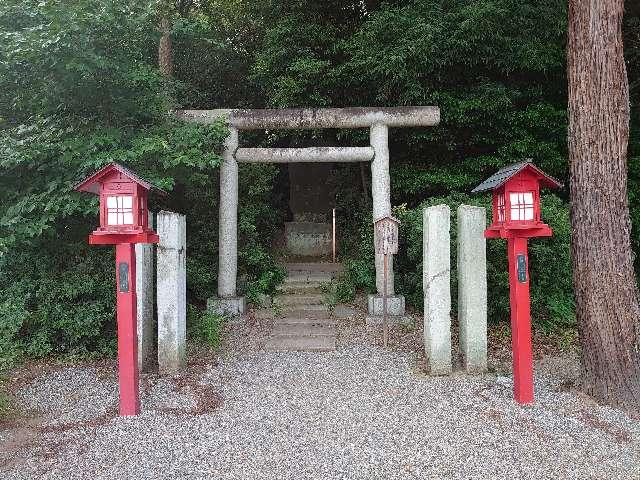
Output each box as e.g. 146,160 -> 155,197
2,316 -> 639,480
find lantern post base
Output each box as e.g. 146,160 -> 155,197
207,296 -> 246,317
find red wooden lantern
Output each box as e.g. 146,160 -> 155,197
75,162 -> 164,416
473,160 -> 562,405
472,161 -> 562,239
75,162 -> 163,245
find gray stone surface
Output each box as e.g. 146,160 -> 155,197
331,304 -> 359,318
284,221 -> 331,257
271,324 -> 336,337
207,297 -> 246,317
265,335 -> 336,352
367,294 -> 405,316
218,127 -> 239,298
175,106 -> 441,129
423,205 -> 452,375
156,211 -> 186,374
281,304 -> 329,314
277,293 -> 325,306
273,317 -> 336,327
6,343 -> 640,480
370,123 -> 395,298
457,205 -> 488,373
235,146 -> 374,163
266,265 -> 338,352
135,242 -> 154,372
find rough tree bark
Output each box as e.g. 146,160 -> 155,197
158,16 -> 173,77
568,0 -> 640,411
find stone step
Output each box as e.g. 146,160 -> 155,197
277,293 -> 325,306
273,317 -> 336,327
279,309 -> 332,319
271,325 -> 335,337
284,262 -> 343,274
281,304 -> 329,314
284,273 -> 335,284
265,335 -> 336,352
277,281 -> 325,294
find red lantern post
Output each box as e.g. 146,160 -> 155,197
473,161 -> 562,404
75,163 -> 164,416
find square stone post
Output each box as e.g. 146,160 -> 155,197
423,205 -> 452,375
135,241 -> 154,372
157,211 -> 186,374
457,205 -> 488,373
211,126 -> 246,316
367,123 -> 405,321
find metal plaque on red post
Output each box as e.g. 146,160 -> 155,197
374,215 -> 400,348
472,160 -> 562,404
75,162 -> 165,416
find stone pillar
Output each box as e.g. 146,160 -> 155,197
135,242 -> 154,372
370,123 -> 394,294
367,123 -> 404,320
423,205 -> 452,375
212,127 -> 245,316
157,211 -> 186,374
457,205 -> 488,373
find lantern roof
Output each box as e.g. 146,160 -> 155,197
74,162 -> 166,196
471,160 -> 563,193
373,214 -> 401,225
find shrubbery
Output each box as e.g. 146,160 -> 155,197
0,1 -> 285,370
338,193 -> 574,332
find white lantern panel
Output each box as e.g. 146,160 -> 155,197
106,195 -> 134,226
509,191 -> 535,222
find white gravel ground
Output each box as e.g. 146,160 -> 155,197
2,317 -> 639,480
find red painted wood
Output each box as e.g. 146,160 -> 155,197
507,237 -> 534,405
89,232 -> 159,245
115,243 -> 140,416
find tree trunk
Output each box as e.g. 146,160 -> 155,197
567,0 -> 640,411
158,16 -> 173,77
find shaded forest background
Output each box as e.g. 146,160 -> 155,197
0,0 -> 638,368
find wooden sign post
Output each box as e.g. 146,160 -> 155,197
374,215 -> 400,348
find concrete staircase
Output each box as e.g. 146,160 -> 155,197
265,263 -> 342,352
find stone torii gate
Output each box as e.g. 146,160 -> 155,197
175,106 -> 440,319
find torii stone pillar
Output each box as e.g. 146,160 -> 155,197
210,127 -> 246,316
367,123 -> 405,321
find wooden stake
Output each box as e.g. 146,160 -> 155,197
383,253 -> 389,348
332,208 -> 336,263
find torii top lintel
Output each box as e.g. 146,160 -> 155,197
173,106 -> 440,130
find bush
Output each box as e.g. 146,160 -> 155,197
187,305 -> 225,348
337,192 -> 574,332
395,193 -> 574,331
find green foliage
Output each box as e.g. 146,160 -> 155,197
337,191 -> 574,331
0,0 -> 282,369
187,305 -> 225,348
394,193 -> 574,331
